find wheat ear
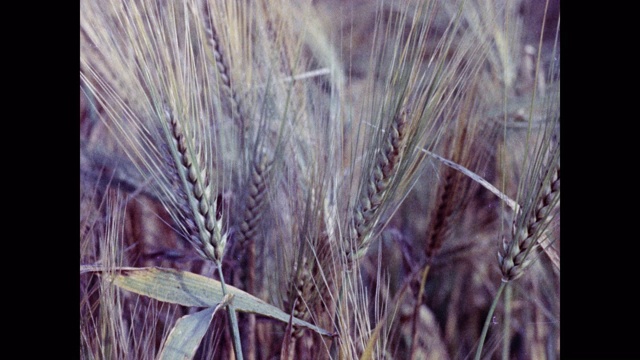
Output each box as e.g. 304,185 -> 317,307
425,166 -> 458,260
162,106 -> 227,263
202,4 -> 247,145
348,108 -> 409,263
163,105 -> 244,360
235,153 -> 270,360
499,164 -> 560,282
282,255 -> 313,360
236,154 -> 270,260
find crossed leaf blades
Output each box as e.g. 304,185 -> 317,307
81,266 -> 334,359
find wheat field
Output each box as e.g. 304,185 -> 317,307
80,0 -> 560,359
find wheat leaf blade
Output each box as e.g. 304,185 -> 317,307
96,267 -> 334,337
158,304 -> 221,360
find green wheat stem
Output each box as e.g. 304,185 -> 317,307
502,283 -> 512,360
475,281 -> 506,360
216,262 -> 244,360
